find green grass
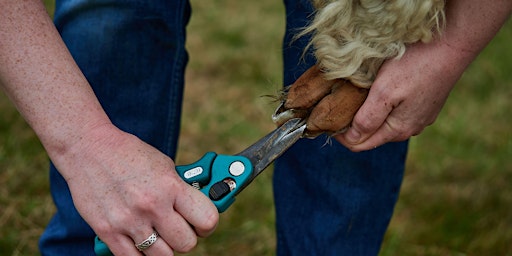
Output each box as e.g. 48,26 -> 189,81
1,0 -> 511,255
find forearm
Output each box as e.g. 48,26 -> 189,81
0,1 -> 112,167
439,0 -> 511,68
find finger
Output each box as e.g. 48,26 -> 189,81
104,234 -> 144,256
336,118 -> 397,152
94,218 -> 151,256
337,110 -> 423,152
340,83 -> 395,145
153,210 -> 198,253
174,184 -> 219,237
133,230 -> 174,256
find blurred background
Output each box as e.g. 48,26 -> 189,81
1,0 -> 511,255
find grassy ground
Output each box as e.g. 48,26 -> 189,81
1,0 -> 511,255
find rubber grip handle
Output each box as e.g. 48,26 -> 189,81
94,153 -> 253,255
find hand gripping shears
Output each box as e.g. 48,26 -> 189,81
94,118 -> 306,255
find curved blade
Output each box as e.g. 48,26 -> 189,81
236,118 -> 306,186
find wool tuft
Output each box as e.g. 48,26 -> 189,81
299,0 -> 446,88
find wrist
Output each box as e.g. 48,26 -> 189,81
43,120 -> 124,177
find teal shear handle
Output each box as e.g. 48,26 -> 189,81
94,152 -> 254,256
176,152 -> 254,212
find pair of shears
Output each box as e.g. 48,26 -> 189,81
94,118 -> 306,255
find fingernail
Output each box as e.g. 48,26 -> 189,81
346,129 -> 361,144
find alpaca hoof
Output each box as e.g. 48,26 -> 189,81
273,65 -> 368,137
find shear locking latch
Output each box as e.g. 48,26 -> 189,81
209,179 -> 236,201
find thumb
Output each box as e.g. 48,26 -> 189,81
343,125 -> 363,145
335,113 -> 381,151
338,90 -> 391,146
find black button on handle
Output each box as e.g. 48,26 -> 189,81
209,181 -> 231,201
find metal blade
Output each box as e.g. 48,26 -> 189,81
236,118 -> 306,183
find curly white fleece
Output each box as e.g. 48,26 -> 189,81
300,0 -> 446,88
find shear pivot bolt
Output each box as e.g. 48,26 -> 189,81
229,161 -> 245,176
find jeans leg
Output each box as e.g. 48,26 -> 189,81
39,0 -> 190,254
274,0 -> 408,255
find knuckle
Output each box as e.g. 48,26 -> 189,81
395,126 -> 420,141
93,221 -> 114,236
384,121 -> 407,142
352,115 -> 374,133
94,207 -> 135,237
109,209 -> 134,230
373,83 -> 398,103
202,210 -> 220,231
194,208 -> 219,238
130,190 -> 160,212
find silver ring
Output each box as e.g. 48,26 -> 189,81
135,231 -> 158,251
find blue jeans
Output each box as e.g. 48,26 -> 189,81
273,1 -> 408,255
40,0 -> 408,255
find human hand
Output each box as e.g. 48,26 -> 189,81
336,41 -> 462,151
274,41 -> 462,153
53,124 -> 218,255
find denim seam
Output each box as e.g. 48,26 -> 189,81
164,0 -> 188,157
